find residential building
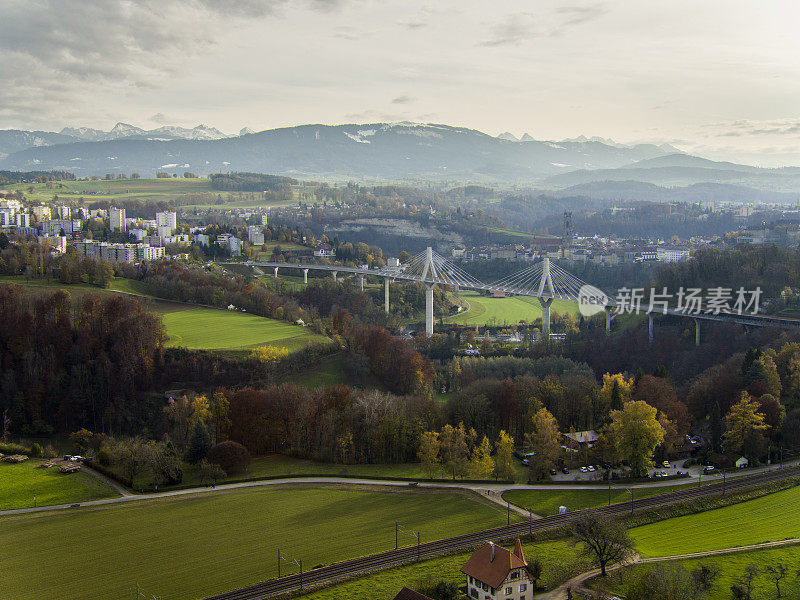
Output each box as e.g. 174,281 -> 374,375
109,207 -> 126,231
195,233 -> 210,247
462,540 -> 533,600
656,247 -> 691,262
228,236 -> 243,256
313,247 -> 335,258
248,225 -> 265,245
73,241 -> 137,263
138,244 -> 164,261
155,211 -> 177,234
387,257 -> 401,268
0,209 -> 11,227
130,228 -> 148,241
157,225 -> 174,239
32,205 -> 51,221
41,219 -> 82,236
38,235 -> 67,253
15,213 -> 30,228
55,205 -> 71,219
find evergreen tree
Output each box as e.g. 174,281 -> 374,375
186,420 -> 212,464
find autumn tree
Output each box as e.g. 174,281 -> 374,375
724,392 -> 768,456
469,435 -> 495,480
604,400 -> 665,476
418,431 -> 441,478
185,420 -> 212,464
494,430 -> 516,481
600,373 -> 633,412
524,407 -> 561,481
439,424 -> 469,480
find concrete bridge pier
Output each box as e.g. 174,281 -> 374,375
605,307 -> 612,337
274,266 -> 279,278
695,318 -> 701,347
539,297 -> 553,340
359,275 -> 365,291
648,313 -> 654,343
425,283 -> 435,337
332,271 -> 338,282
303,268 -> 308,284
384,278 -> 390,313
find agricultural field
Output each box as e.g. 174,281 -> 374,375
161,306 -> 329,351
443,291 -> 599,327
502,482 -> 700,516
290,353 -> 349,389
630,483 -> 800,557
0,485 -> 513,600
298,539 -> 592,600
0,461 -> 116,511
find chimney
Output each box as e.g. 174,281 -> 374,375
489,542 -> 495,562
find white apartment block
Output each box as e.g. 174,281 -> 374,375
656,247 -> 691,262
195,234 -> 210,247
41,219 -> 82,236
138,244 -> 164,261
248,226 -> 265,245
155,211 -> 177,234
15,213 -> 30,228
109,207 -> 126,231
38,235 -> 67,253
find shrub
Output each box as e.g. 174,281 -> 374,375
42,444 -> 58,459
29,442 -> 43,458
95,445 -> 112,467
206,441 -> 251,475
0,442 -> 31,455
185,421 -> 212,464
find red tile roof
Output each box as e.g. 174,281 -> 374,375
393,587 -> 434,600
460,540 -> 528,589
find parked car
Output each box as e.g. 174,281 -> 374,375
562,467 -> 569,474
550,469 -> 558,476
662,461 -> 671,468
704,465 -> 715,474
580,466 -> 588,473
587,465 -> 595,472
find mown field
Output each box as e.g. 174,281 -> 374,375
0,461 -> 116,510
502,482 -> 700,516
601,544 -> 800,600
161,306 -> 329,350
0,486 -> 512,600
630,483 -> 800,557
1,277 -> 330,351
299,539 -> 592,600
443,291 -> 597,326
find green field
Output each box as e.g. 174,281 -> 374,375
443,291 -> 599,327
630,484 -> 800,557
0,486 -> 512,600
0,461 -> 116,510
161,306 -> 329,350
602,545 -> 800,600
290,353 -> 349,389
299,539 -> 592,600
502,483 -> 700,516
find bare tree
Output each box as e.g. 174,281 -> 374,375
765,563 -> 787,598
569,511 -> 636,576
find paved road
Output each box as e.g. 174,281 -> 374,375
4,458 -> 798,518
540,538 -> 800,600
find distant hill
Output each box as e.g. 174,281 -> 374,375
541,154 -> 800,193
0,122 -> 678,181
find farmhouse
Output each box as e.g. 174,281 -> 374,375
461,539 -> 533,600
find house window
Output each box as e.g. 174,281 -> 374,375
506,587 -> 513,595
510,572 -> 519,580
470,589 -> 479,598
520,584 -> 527,592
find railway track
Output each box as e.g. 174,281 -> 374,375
204,466 -> 800,600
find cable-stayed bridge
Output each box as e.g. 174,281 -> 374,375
220,247 -> 800,342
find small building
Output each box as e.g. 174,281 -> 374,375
563,430 -> 599,446
736,456 -> 749,468
461,539 -> 533,600
392,588 -> 434,600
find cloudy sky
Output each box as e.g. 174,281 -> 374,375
3,0 -> 800,165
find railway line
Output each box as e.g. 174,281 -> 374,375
204,466 -> 800,600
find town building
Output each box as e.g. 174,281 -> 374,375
155,211 -> 178,234
32,205 -> 52,221
462,540 -> 533,600
138,244 -> 165,261
41,219 -> 82,237
109,207 -> 126,231
248,225 -> 265,245
656,247 -> 691,262
15,213 -> 30,228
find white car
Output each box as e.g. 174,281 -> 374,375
587,465 -> 596,472
580,466 -> 588,473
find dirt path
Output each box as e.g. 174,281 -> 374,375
81,464 -> 133,497
537,538 -> 800,600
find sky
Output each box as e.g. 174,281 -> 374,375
3,0 -> 800,166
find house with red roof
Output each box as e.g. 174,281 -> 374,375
461,539 -> 533,600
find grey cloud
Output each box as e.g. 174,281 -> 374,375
391,96 -> 416,105
149,113 -> 169,124
398,20 -> 427,29
555,3 -> 608,28
481,3 -> 608,47
333,26 -> 363,40
480,16 -> 535,47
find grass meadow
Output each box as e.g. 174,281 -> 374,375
442,291 -> 599,327
0,461 -> 116,510
0,485 -> 512,600
629,483 -> 800,557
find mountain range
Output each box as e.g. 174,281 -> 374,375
0,122 -> 679,181
2,121 -> 800,200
